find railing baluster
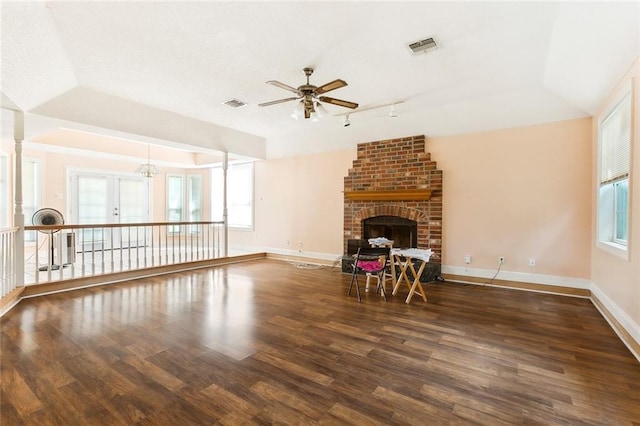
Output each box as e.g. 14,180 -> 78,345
206,224 -> 210,259
57,231 -> 63,281
101,227 -> 106,275
46,234 -> 52,282
69,230 -> 75,279
81,228 -> 85,277
136,226 -> 140,269
91,228 -> 96,275
110,226 -> 114,273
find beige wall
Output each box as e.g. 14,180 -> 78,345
229,149 -> 355,259
429,119 -> 592,278
591,57 -> 640,331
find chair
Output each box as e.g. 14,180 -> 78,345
347,247 -> 391,302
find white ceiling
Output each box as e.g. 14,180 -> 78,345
2,1 -> 639,159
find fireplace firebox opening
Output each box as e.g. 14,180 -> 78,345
362,215 -> 418,249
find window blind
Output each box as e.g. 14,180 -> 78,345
600,92 -> 631,184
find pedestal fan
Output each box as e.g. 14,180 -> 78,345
32,208 -> 64,271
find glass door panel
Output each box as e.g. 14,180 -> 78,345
77,175 -> 110,251
71,172 -> 149,252
117,177 -> 148,247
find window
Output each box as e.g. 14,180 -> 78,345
166,174 -> 183,233
188,175 -> 202,233
598,89 -> 631,254
211,162 -> 254,229
22,158 -> 41,242
166,173 -> 202,233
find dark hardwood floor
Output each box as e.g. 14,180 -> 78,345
2,259 -> 640,425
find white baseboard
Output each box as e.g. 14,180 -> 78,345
230,244 -> 342,263
590,281 -> 640,362
442,265 -> 591,289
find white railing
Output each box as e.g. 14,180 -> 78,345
24,221 -> 225,284
0,227 -> 18,297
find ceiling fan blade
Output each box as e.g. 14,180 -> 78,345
315,79 -> 347,95
266,80 -> 299,94
319,96 -> 359,109
258,97 -> 300,107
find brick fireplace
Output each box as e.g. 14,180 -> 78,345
342,135 -> 442,280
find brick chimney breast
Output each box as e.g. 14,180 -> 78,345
343,135 -> 442,263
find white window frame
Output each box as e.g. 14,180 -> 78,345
597,83 -> 633,259
166,172 -> 202,234
187,174 -> 202,234
211,161 -> 254,230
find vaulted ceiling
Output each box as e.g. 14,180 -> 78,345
2,1 -> 639,159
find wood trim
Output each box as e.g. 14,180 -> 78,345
591,293 -> 640,362
0,287 -> 25,316
344,189 -> 432,201
442,273 -> 591,298
25,220 -> 225,231
21,253 -> 267,298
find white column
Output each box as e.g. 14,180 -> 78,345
222,151 -> 228,257
13,111 -> 25,287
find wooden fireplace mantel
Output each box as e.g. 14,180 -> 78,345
344,189 -> 433,201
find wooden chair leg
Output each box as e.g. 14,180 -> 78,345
376,271 -> 387,301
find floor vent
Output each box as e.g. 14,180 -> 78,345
407,37 -> 437,55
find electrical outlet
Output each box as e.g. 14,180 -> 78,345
285,240 -> 290,247
464,255 -> 471,264
498,256 -> 505,265
529,258 -> 536,266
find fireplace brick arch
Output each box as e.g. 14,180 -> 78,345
343,135 -> 442,263
353,206 -> 427,222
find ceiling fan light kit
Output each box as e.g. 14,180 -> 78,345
260,67 -> 358,120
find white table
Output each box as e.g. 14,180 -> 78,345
391,248 -> 432,303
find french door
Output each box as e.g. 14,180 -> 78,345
69,172 -> 149,251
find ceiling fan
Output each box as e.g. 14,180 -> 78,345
259,67 -> 359,119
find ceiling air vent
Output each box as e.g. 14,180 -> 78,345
407,37 -> 437,55
223,98 -> 247,108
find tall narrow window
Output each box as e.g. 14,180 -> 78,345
598,90 -> 631,253
166,173 -> 202,233
211,162 -> 254,229
22,158 -> 41,242
188,174 -> 202,233
166,174 -> 183,233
